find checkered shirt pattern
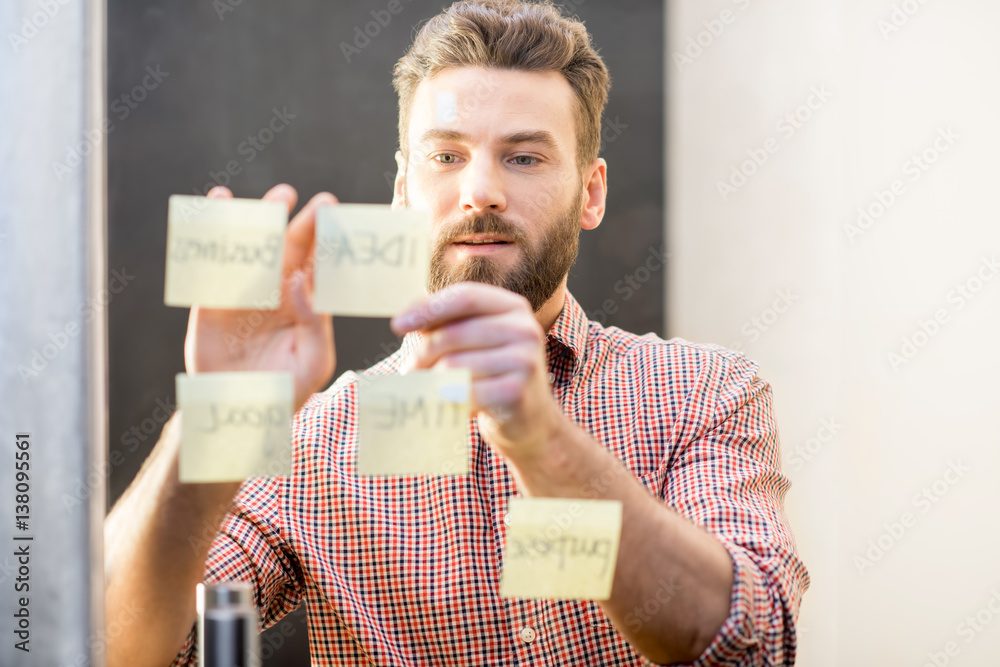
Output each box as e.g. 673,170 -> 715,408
170,291 -> 808,666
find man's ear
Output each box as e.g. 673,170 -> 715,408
391,150 -> 407,209
580,158 -> 607,231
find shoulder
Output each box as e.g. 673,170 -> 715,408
591,323 -> 760,392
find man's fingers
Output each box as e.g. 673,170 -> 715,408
283,191 -> 339,276
467,374 -> 527,417
411,311 -> 538,368
427,346 -> 537,379
391,282 -> 531,335
207,185 -> 233,199
262,183 -> 299,213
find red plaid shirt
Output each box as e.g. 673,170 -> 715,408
172,291 -> 808,666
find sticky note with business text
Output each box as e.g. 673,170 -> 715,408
356,369 -> 470,476
164,195 -> 287,309
500,497 -> 623,600
313,204 -> 431,317
176,371 -> 293,482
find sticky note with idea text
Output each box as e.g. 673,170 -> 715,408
176,372 -> 293,483
164,195 -> 287,309
313,204 -> 430,317
500,497 -> 623,600
356,369 -> 471,476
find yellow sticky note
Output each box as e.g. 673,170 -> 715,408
356,369 -> 470,476
176,372 -> 293,482
164,195 -> 287,309
500,498 -> 623,600
313,204 -> 430,317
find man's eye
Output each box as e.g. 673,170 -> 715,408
511,155 -> 539,166
434,154 -> 458,164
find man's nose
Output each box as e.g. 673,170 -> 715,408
459,154 -> 506,215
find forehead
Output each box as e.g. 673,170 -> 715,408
408,66 -> 577,156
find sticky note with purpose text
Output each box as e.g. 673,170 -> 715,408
313,204 -> 430,317
356,369 -> 470,476
176,371 -> 293,483
164,194 -> 286,309
500,497 -> 623,600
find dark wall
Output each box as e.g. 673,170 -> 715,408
107,1 -> 663,664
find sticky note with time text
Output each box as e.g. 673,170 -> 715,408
164,195 -> 286,309
176,371 -> 293,483
313,204 -> 430,317
356,368 -> 470,476
500,497 -> 623,600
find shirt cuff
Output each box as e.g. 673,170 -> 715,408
690,542 -> 763,666
630,541 -> 759,667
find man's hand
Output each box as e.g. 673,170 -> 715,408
390,282 -> 564,466
184,183 -> 338,412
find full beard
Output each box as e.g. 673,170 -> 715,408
427,192 -> 583,312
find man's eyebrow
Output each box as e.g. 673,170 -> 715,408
418,128 -> 560,151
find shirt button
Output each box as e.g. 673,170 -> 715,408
519,626 -> 536,643
503,513 -> 511,526
547,372 -> 555,384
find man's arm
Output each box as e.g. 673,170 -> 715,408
392,283 -> 806,665
104,412 -> 243,665
104,184 -> 337,667
508,418 -> 735,663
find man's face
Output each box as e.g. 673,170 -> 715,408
394,67 -> 589,312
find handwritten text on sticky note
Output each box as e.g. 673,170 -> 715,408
356,369 -> 470,476
176,371 -> 293,483
164,195 -> 286,309
314,204 -> 430,317
500,498 -> 623,600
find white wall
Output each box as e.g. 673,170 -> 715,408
667,1 -> 1000,664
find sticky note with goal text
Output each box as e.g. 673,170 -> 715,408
164,195 -> 286,309
356,369 -> 470,476
176,371 -> 293,482
500,497 -> 623,600
313,204 -> 430,317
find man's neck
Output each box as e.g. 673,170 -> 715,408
535,283 -> 568,333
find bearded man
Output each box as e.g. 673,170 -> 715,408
105,1 -> 808,665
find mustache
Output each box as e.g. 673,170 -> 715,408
435,211 -> 528,246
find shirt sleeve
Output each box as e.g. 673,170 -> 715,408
168,476 -> 306,667
662,349 -> 810,666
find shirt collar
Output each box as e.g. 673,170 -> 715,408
545,290 -> 589,370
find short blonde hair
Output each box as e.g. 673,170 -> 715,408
392,0 -> 611,173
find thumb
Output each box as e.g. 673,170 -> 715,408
287,269 -> 336,404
